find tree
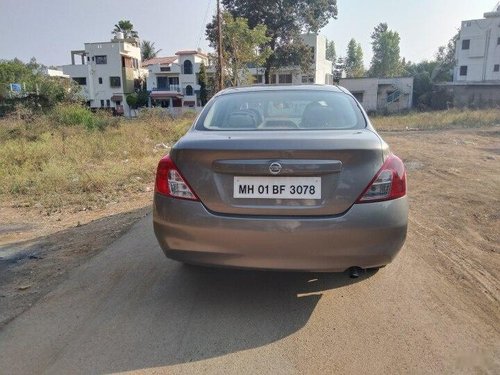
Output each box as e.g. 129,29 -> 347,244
208,12 -> 271,87
369,23 -> 403,78
403,60 -> 438,108
325,39 -> 336,65
112,20 -> 138,38
345,39 -> 364,77
0,59 -> 32,97
398,32 -> 458,109
136,90 -> 149,108
198,63 -> 209,105
141,40 -> 161,61
333,56 -> 345,81
125,93 -> 138,117
0,58 -> 82,114
433,32 -> 459,82
207,0 -> 338,83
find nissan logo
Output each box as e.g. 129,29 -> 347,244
269,162 -> 282,175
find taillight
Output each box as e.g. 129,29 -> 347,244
155,155 -> 199,201
356,154 -> 406,203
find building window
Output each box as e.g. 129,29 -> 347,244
95,55 -> 107,64
461,40 -> 470,50
460,66 -> 468,76
98,77 -> 103,84
100,100 -> 105,107
278,74 -> 293,84
301,75 -> 314,83
352,92 -> 364,102
497,37 -> 500,45
387,91 -> 400,103
73,77 -> 87,85
106,99 -> 110,107
185,85 -> 193,96
494,64 -> 500,72
157,77 -> 168,89
183,60 -> 193,74
252,74 -> 263,84
169,77 -> 180,91
110,76 -> 121,88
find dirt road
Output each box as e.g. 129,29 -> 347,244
0,128 -> 498,374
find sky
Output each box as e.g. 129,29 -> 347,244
0,0 -> 497,68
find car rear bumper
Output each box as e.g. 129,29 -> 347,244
153,194 -> 408,272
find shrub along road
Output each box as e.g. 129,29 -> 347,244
0,126 -> 498,374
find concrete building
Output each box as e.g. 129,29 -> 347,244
144,50 -> 209,112
454,4 -> 500,83
339,77 -> 414,113
441,3 -> 500,107
42,68 -> 70,79
61,33 -> 143,115
249,34 -> 334,85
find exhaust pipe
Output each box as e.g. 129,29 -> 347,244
348,267 -> 365,279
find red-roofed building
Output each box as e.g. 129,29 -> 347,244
142,56 -> 178,67
175,50 -> 209,58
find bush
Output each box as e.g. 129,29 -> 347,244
51,103 -> 117,131
126,93 -> 138,109
137,107 -> 175,121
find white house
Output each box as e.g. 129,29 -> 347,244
61,33 -> 143,116
339,77 -> 414,113
454,4 -> 500,83
437,3 -> 500,108
42,68 -> 70,78
144,50 -> 209,111
144,34 -> 332,113
248,34 -> 334,85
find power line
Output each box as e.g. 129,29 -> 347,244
197,0 -> 214,50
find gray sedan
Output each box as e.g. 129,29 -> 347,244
153,85 -> 407,273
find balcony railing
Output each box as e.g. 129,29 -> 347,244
152,85 -> 181,92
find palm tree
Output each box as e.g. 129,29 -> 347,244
141,40 -> 162,61
112,20 -> 138,38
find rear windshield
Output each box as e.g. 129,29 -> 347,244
196,90 -> 365,131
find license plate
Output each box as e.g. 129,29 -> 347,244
234,177 -> 321,199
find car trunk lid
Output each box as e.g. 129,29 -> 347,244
170,129 -> 383,216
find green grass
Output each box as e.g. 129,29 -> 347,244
0,109 -> 194,210
371,108 -> 500,131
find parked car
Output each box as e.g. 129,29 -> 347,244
153,85 -> 408,274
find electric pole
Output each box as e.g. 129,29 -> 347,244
217,0 -> 224,91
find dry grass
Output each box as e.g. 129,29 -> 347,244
1,107 -> 499,212
0,110 -> 194,210
371,108 -> 500,131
